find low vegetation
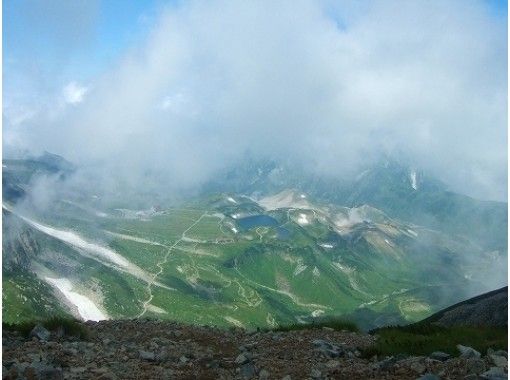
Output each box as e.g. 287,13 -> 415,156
2,316 -> 89,339
362,323 -> 507,357
272,318 -> 359,333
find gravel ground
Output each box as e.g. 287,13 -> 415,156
2,320 -> 507,379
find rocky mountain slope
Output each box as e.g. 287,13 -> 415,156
3,318 -> 507,380
419,286 -> 508,328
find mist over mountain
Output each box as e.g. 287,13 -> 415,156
3,0 -> 508,202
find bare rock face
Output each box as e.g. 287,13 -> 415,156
29,324 -> 51,341
2,214 -> 40,272
457,345 -> 482,359
420,287 -> 508,328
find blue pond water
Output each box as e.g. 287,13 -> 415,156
237,215 -> 279,229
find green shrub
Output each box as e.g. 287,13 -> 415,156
362,324 -> 507,357
3,316 -> 89,339
272,318 -> 359,333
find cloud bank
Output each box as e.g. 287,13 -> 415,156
3,0 -> 507,201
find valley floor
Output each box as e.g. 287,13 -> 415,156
3,320 -> 506,379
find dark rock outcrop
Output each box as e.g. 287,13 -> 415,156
420,287 -> 508,328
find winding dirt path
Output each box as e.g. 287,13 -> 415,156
137,212 -> 208,318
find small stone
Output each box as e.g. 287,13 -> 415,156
54,326 -> 65,338
312,339 -> 332,348
246,328 -> 258,335
236,353 -> 250,365
457,345 -> 481,359
430,352 -> 451,362
70,367 -> 87,374
32,364 -> 64,380
416,374 -> 441,380
410,361 -> 427,375
377,356 -> 397,370
64,348 -> 78,356
481,366 -> 507,380
466,358 -> 486,375
155,349 -> 169,362
240,363 -> 257,379
490,355 -> 508,368
179,355 -> 188,364
29,325 -> 51,341
327,349 -> 343,358
326,360 -> 340,369
281,376 -> 292,380
494,351 -> 508,358
259,369 -> 270,380
138,350 -> 156,361
310,368 -> 322,379
206,359 -> 220,369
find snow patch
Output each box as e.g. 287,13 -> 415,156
297,213 -> 310,225
384,239 -> 394,247
3,204 -> 154,284
407,229 -> 418,237
293,263 -> 308,276
311,309 -> 325,317
231,227 -> 238,234
319,243 -> 334,249
259,189 -> 311,210
224,316 -> 244,328
44,277 -> 107,321
227,197 -> 237,204
146,304 -> 167,314
359,300 -> 377,308
104,230 -> 165,246
18,216 -> 131,268
410,170 -> 418,190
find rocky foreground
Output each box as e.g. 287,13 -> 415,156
2,320 -> 508,380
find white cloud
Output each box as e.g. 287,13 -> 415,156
3,0 -> 507,200
159,93 -> 187,113
62,82 -> 88,104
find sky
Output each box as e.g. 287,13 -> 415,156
3,0 -> 508,201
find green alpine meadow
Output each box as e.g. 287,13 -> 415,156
3,154 -> 507,331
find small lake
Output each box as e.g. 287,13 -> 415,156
237,215 -> 279,230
